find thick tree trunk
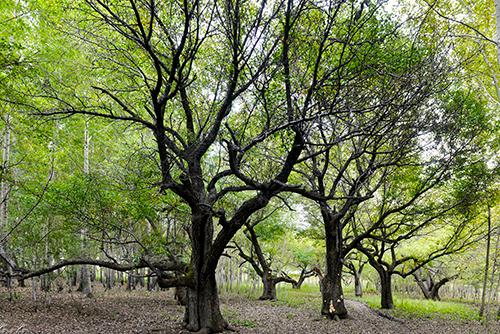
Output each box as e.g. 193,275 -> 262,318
379,270 -> 394,309
185,273 -> 226,333
321,210 -> 347,319
184,209 -> 226,333
259,275 -> 277,300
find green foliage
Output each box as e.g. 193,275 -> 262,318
0,2 -> 498,327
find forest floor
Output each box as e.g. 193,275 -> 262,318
0,287 -> 498,334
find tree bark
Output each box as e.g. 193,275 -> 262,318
321,208 -> 348,319
414,271 -> 432,299
106,268 -> 113,290
78,264 -> 92,297
130,273 -> 134,289
259,274 -> 277,300
354,270 -> 363,297
379,269 -> 394,309
71,269 -> 77,287
1,114 -> 10,231
175,286 -> 188,305
185,272 -> 226,333
293,275 -> 305,290
184,209 -> 226,333
430,285 -> 441,301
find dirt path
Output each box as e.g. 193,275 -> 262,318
0,289 -> 497,333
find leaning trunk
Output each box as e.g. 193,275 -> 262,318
379,270 -> 394,309
321,209 -> 348,319
184,209 -> 226,333
414,272 -> 432,299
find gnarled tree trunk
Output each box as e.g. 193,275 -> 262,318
321,208 -> 348,319
185,272 -> 225,333
414,271 -> 431,299
260,274 -> 277,300
414,269 -> 456,301
184,209 -> 226,333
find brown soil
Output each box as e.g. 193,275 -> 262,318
0,288 -> 497,333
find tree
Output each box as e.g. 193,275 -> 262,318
7,0 -> 357,331
344,251 -> 366,297
286,2 -> 469,318
413,264 -> 458,301
354,160 -> 491,309
0,0 -> 496,331
289,236 -> 321,289
234,220 -> 296,300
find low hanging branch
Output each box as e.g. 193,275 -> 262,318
5,255 -> 188,286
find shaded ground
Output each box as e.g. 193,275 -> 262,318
0,288 -> 497,333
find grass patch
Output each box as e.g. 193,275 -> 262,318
352,293 -> 481,321
221,305 -> 257,328
273,285 -> 321,310
221,283 -> 322,310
